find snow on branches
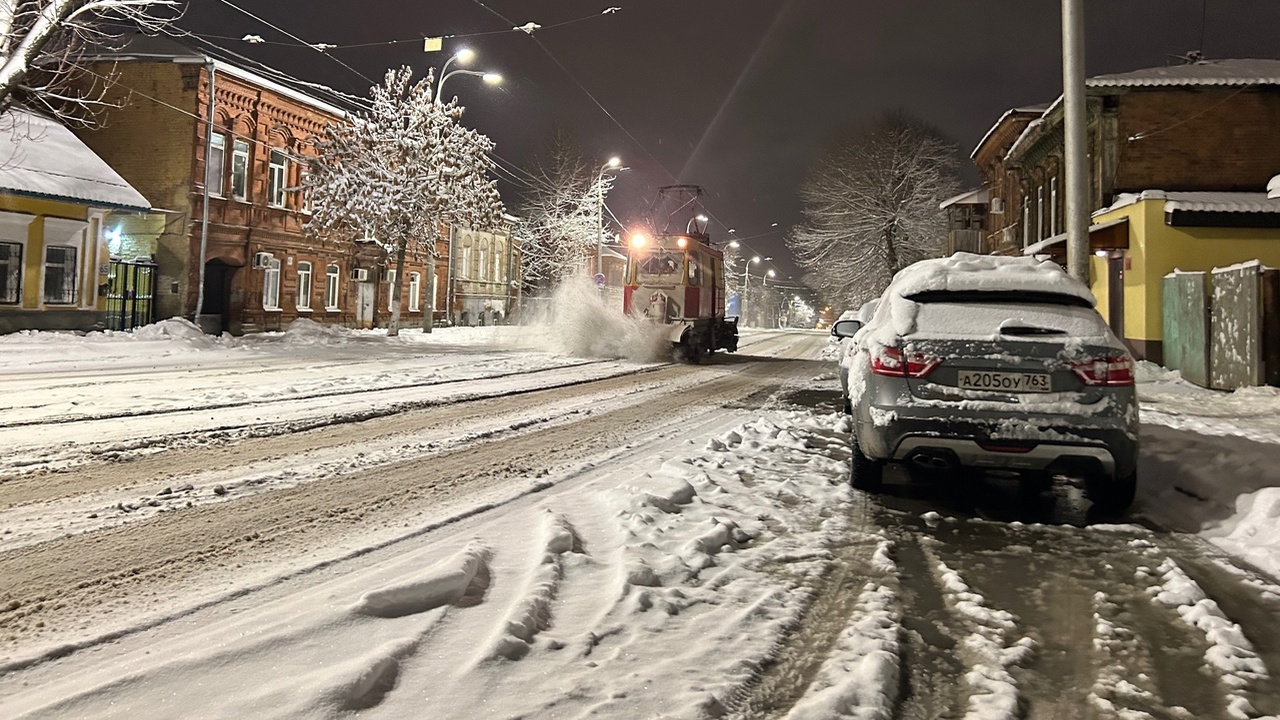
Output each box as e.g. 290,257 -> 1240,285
0,0 -> 181,124
518,129 -> 616,294
306,65 -> 504,335
787,111 -> 960,309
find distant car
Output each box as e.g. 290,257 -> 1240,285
832,253 -> 1139,513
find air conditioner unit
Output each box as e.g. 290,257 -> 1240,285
990,197 -> 1005,214
251,252 -> 273,269
351,267 -> 369,282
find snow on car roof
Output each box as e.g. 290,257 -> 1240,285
863,253 -> 1098,346
887,253 -> 1095,304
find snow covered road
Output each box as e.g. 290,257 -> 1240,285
1,323 -> 1279,719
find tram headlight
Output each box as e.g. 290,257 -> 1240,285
676,236 -> 688,249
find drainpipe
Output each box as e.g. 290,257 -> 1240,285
447,224 -> 457,325
194,58 -> 216,327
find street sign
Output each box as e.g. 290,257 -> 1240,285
593,273 -> 606,286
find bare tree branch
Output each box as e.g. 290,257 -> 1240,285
787,110 -> 960,309
0,0 -> 181,125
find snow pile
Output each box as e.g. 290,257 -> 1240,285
520,274 -> 675,362
274,317 -> 360,346
1143,558 -> 1271,718
889,253 -> 1096,303
128,317 -> 217,344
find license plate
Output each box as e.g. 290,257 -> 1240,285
956,370 -> 1052,393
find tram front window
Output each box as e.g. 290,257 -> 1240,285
635,251 -> 683,283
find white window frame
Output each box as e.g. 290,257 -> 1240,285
386,268 -> 397,311
206,133 -> 226,197
408,271 -> 421,311
231,139 -> 250,201
1036,185 -> 1045,240
1049,177 -> 1058,237
297,168 -> 313,214
0,213 -> 33,306
268,150 -> 287,208
325,263 -> 340,310
1022,197 -> 1030,247
263,257 -> 281,310
493,247 -> 502,282
296,261 -> 312,311
461,247 -> 472,279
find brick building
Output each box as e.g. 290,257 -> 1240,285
78,35 -> 436,334
969,105 -> 1047,254
987,59 -> 1280,257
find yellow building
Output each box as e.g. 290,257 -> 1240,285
0,108 -> 150,334
1037,183 -> 1280,364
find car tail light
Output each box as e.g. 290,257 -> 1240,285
1071,356 -> 1135,386
870,346 -> 940,379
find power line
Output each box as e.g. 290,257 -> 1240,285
211,0 -> 375,85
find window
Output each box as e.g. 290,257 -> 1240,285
493,248 -> 502,281
1036,186 -> 1045,240
461,246 -> 472,279
1049,178 -> 1059,237
0,241 -> 20,303
231,139 -> 250,200
325,264 -> 340,309
206,133 -> 226,196
296,261 -> 312,310
408,272 -> 421,311
298,168 -> 313,213
268,150 -> 287,207
263,257 -> 281,310
43,245 -> 77,304
1022,198 -> 1030,247
386,268 -> 397,311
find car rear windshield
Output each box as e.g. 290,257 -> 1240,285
905,289 -> 1093,308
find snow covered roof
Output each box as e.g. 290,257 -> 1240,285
1100,190 -> 1280,215
1020,217 -> 1129,255
1086,59 -> 1280,88
969,104 -> 1049,160
887,252 -> 1095,303
939,188 -> 989,210
0,108 -> 149,211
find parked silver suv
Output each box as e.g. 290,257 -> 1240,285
833,254 -> 1139,513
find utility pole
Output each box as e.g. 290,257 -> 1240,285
1062,0 -> 1090,281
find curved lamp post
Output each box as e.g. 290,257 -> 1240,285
435,48 -> 502,104
596,156 -> 621,276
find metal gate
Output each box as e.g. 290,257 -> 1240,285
105,259 -> 157,331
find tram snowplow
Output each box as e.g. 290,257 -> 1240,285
623,185 -> 738,361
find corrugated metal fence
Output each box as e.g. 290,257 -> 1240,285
1162,262 -> 1280,389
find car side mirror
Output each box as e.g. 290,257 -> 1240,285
832,319 -> 863,338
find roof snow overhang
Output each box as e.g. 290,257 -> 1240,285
0,107 -> 149,211
1022,217 -> 1129,256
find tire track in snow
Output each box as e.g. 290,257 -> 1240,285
485,512 -> 582,662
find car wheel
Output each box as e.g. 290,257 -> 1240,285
1088,471 -> 1136,515
850,425 -> 884,492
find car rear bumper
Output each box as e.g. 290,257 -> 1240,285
856,407 -> 1138,478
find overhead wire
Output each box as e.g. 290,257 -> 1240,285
211,0 -> 375,85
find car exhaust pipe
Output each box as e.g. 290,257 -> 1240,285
909,450 -> 956,472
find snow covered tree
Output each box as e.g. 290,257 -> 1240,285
307,66 -> 504,336
788,111 -> 960,308
518,128 -> 616,296
0,0 -> 181,123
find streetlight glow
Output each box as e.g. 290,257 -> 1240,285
728,240 -> 740,248
630,233 -> 648,249
482,73 -> 503,85
606,156 -> 621,168
455,48 -> 476,65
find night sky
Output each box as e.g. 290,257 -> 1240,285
181,0 -> 1280,280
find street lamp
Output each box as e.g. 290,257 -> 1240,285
596,156 -> 621,276
435,48 -> 503,104
741,255 -> 761,326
